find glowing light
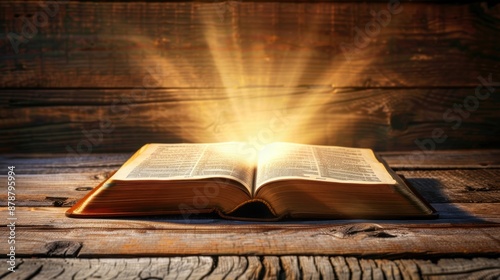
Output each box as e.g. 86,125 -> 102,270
123,2 -> 381,146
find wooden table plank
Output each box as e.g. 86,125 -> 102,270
2,257 -> 499,280
1,207 -> 499,257
0,151 -> 498,262
21,227 -> 500,257
380,150 -> 500,169
399,169 -> 500,203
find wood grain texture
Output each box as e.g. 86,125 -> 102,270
1,151 -> 498,258
380,149 -> 500,169
0,257 -> 214,280
1,257 -> 499,280
1,1 -> 499,277
0,2 -> 499,88
262,256 -> 282,279
1,207 -> 499,257
399,169 -> 500,203
1,1 -> 499,153
281,256 -> 302,279
1,87 -> 499,153
0,152 -> 498,278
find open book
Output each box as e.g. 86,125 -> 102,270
66,142 -> 436,220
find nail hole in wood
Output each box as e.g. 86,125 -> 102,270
75,187 -> 93,191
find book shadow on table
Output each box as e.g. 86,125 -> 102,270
396,177 -> 491,224
112,177 -> 493,225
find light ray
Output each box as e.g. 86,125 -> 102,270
120,2 -> 384,148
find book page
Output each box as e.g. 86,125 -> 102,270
111,143 -> 255,193
255,142 -> 396,189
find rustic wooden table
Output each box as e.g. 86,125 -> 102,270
1,150 -> 499,279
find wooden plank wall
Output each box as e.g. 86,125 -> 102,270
1,1 -> 499,153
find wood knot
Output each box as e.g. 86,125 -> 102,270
465,185 -> 491,192
45,197 -> 68,207
43,241 -> 82,257
93,172 -> 110,180
318,223 -> 397,239
390,114 -> 412,131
